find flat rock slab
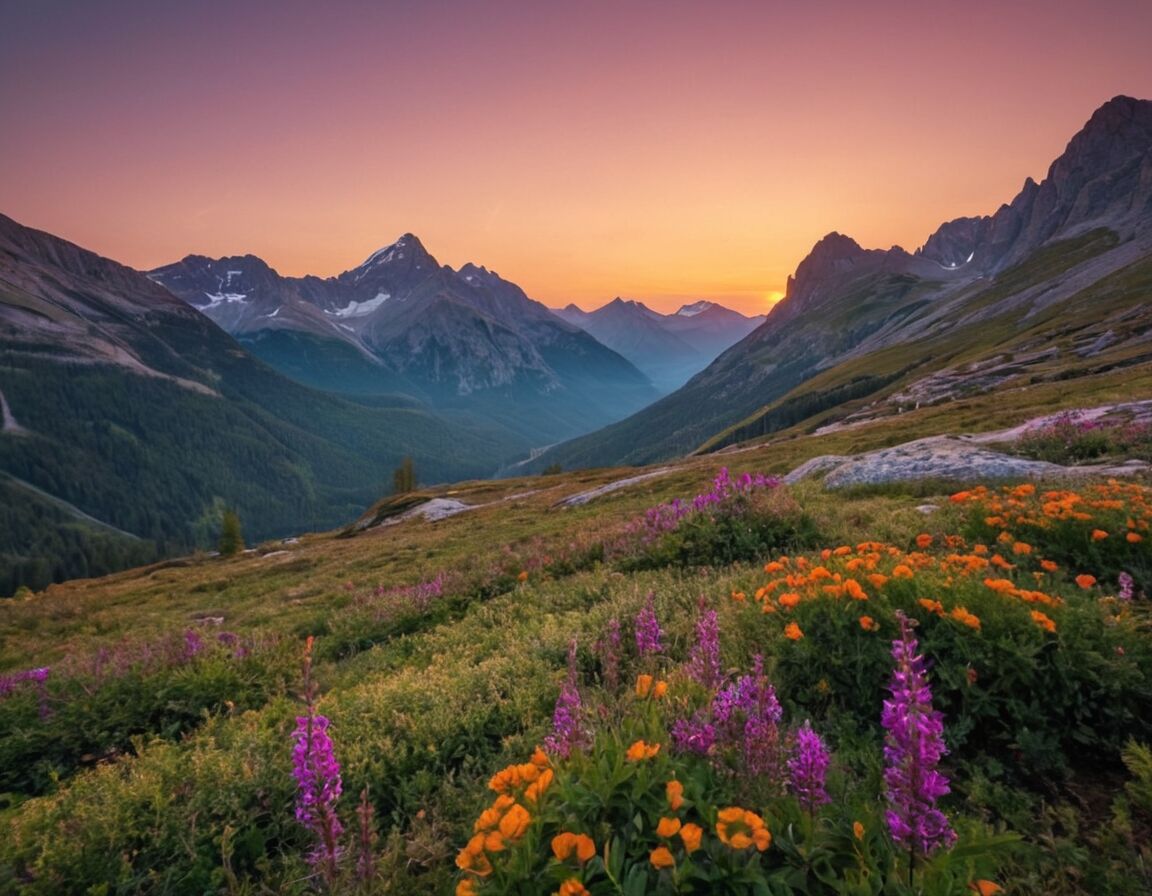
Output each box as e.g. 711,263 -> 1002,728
380,497 -> 475,525
557,468 -> 675,507
785,435 -> 1149,489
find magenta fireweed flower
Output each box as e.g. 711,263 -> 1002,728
635,592 -> 663,656
687,601 -> 722,689
788,720 -> 831,812
596,617 -> 622,692
1119,571 -> 1134,601
183,629 -> 203,657
672,711 -> 717,754
292,711 -> 345,875
544,640 -> 589,759
882,612 -> 955,858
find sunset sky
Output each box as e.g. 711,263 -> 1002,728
2,1 -> 1150,315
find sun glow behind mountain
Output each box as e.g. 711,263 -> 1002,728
1,0 -> 1150,316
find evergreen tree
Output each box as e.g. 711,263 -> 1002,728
392,456 -> 416,494
218,509 -> 245,556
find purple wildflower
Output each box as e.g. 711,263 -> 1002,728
544,640 -> 589,759
1118,571 -> 1134,601
687,599 -> 722,689
596,617 -> 622,692
635,592 -> 663,656
671,711 -> 717,754
292,711 -> 345,877
882,612 -> 956,859
183,628 -> 203,658
788,720 -> 831,812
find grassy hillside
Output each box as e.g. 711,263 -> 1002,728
1,437 -> 1150,894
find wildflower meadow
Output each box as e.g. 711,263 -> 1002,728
1,470 -> 1151,894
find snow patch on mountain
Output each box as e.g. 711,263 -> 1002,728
200,292 -> 248,309
676,301 -> 715,317
327,293 -> 390,318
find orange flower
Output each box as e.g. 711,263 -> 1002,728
1030,610 -> 1057,633
1040,559 -> 1059,572
656,816 -> 681,838
859,615 -> 879,632
1092,529 -> 1109,541
950,607 -> 981,631
625,740 -> 660,761
867,573 -> 890,589
456,878 -> 479,896
784,622 -> 804,641
852,821 -> 864,840
524,768 -> 554,803
915,533 -> 934,549
557,879 -> 591,896
778,592 -> 801,609
551,832 -> 595,863
517,570 -> 529,582
731,590 -> 747,602
892,564 -> 915,579
716,807 -> 771,851
635,674 -> 653,697
843,578 -> 868,601
456,834 -> 493,876
653,680 -> 668,699
1075,574 -> 1097,589
666,779 -> 684,811
680,823 -> 703,852
1128,532 -> 1143,543
764,560 -> 786,573
968,881 -> 1003,896
1012,541 -> 1032,555
649,846 -> 676,869
498,803 -> 531,840
918,598 -> 944,615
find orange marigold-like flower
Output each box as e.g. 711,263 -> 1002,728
530,746 -> 550,768
918,598 -> 944,615
784,622 -> 804,641
1030,610 -> 1056,633
498,803 -> 532,840
1128,532 -> 1144,543
1075,574 -> 1097,589
859,615 -> 879,632
867,573 -> 890,589
524,768 -> 554,803
716,807 -> 771,851
968,881 -> 1003,895
892,564 -> 915,579
666,779 -> 684,811
625,740 -> 660,761
635,674 -> 653,698
517,570 -> 529,582
950,606 -> 981,631
1091,529 -> 1109,541
653,680 -> 668,699
778,592 -> 801,609
915,534 -> 934,549
456,877 -> 479,896
557,879 -> 590,896
656,816 -> 681,838
680,822 -> 703,852
649,846 -> 676,869
1012,542 -> 1032,555
456,834 -> 493,876
843,578 -> 868,601
1040,559 -> 1059,572
853,821 -> 865,840
551,831 -> 595,863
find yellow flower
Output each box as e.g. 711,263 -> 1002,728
656,816 -> 681,838
784,622 -> 804,641
666,779 -> 684,811
680,822 -> 703,852
625,740 -> 660,761
853,821 -> 864,840
649,846 -> 676,869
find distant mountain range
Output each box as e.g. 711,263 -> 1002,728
553,299 -> 765,393
0,215 -> 533,592
529,94 -> 1152,470
149,237 -> 659,446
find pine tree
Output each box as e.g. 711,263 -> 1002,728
218,508 -> 245,556
392,456 -> 416,494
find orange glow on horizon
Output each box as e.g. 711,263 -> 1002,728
1,2 -> 1149,319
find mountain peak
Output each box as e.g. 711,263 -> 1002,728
676,300 -> 715,317
359,233 -> 431,269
